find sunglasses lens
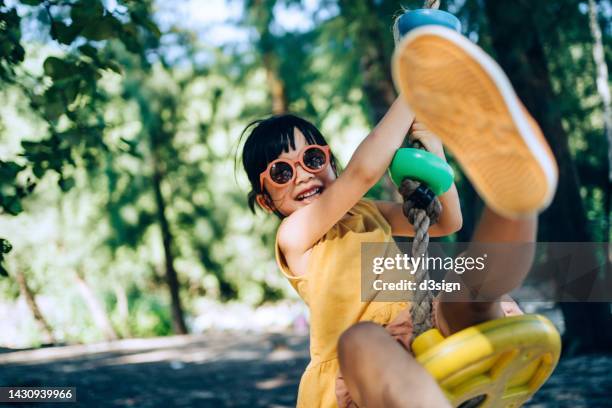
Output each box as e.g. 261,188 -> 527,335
269,161 -> 293,184
303,147 -> 327,171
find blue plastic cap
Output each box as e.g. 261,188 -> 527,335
397,9 -> 462,37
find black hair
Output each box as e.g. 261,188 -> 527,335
238,113 -> 338,218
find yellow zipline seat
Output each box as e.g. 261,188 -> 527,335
412,314 -> 561,408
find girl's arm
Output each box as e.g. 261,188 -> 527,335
375,121 -> 463,236
278,97 -> 415,256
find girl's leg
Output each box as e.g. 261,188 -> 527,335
439,208 -> 537,333
338,322 -> 451,408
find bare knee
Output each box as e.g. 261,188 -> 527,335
337,322 -> 391,406
338,322 -> 383,362
338,322 -> 451,408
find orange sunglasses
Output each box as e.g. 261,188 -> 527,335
259,144 -> 330,191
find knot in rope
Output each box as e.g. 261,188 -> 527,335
399,178 -> 442,226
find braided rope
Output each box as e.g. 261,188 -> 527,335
399,177 -> 442,341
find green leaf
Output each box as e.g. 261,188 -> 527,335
122,22 -> 139,38
0,238 -> 12,254
63,80 -> 80,105
80,15 -> 119,41
43,57 -> 72,79
20,0 -> 43,5
44,99 -> 64,121
0,161 -> 23,179
53,22 -> 81,45
6,198 -> 22,215
58,176 -> 75,192
104,61 -> 122,74
0,238 -> 11,277
32,162 -> 45,179
78,44 -> 98,59
70,1 -> 104,23
143,19 -> 161,38
119,28 -> 141,53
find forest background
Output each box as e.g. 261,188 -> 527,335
0,0 -> 610,356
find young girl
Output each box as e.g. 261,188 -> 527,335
240,25 -> 557,408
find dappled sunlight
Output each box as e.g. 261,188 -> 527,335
0,334 -> 222,364
0,332 -> 309,370
255,374 -> 291,390
266,347 -> 301,362
0,0 -> 609,406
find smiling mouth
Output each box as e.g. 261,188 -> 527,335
296,186 -> 323,201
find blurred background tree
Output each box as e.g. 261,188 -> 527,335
0,0 -> 610,355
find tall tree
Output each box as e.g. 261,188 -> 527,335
588,0 -> 612,185
74,269 -> 118,341
587,0 -> 612,254
15,269 -> 56,344
113,63 -> 189,335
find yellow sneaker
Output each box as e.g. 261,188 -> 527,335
393,26 -> 558,218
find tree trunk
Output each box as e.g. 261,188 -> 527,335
74,270 -> 118,341
249,0 -> 288,114
588,0 -> 612,185
151,156 -> 188,335
483,0 -> 612,354
262,53 -> 288,114
114,283 -> 131,337
15,270 -> 56,345
587,0 -> 612,260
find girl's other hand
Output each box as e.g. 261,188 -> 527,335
409,121 -> 446,160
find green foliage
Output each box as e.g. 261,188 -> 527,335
127,287 -> 172,337
0,0 -> 609,347
0,160 -> 34,215
0,0 -> 161,221
0,237 -> 12,277
0,6 -> 25,81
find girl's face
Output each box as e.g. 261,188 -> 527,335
257,128 -> 337,216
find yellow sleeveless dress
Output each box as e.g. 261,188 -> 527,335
275,199 -> 524,407
274,199 -> 409,407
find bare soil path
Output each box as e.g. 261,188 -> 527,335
0,332 -> 610,407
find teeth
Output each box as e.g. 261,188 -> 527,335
298,187 -> 321,200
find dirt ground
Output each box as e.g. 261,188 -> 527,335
0,332 -> 610,407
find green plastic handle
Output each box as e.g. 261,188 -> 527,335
389,148 -> 454,196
